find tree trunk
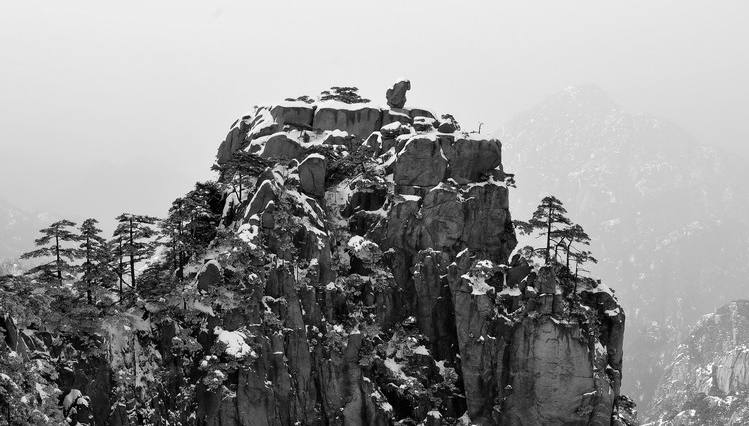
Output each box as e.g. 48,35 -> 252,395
566,240 -> 573,269
238,172 -> 243,203
545,205 -> 553,264
553,244 -> 558,261
86,236 -> 92,305
118,238 -> 124,297
573,273 -> 579,304
55,234 -> 62,284
129,217 -> 136,290
177,209 -> 184,282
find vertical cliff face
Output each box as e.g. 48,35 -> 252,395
0,83 -> 635,425
646,300 -> 749,425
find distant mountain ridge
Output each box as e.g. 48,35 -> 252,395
500,85 -> 749,407
646,300 -> 749,424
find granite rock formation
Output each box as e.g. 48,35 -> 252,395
386,79 -> 411,109
0,84 -> 635,425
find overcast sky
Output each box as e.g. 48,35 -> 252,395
1,1 -> 748,231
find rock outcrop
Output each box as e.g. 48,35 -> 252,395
1,83 -> 634,425
646,300 -> 749,425
198,83 -> 633,425
386,79 -> 410,109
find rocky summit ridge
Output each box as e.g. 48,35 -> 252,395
1,81 -> 635,425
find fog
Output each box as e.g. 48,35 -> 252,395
1,0 -> 748,229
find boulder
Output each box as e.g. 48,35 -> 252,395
460,184 -> 516,262
409,108 -> 436,120
216,117 -> 251,163
297,154 -> 326,198
244,180 -> 277,221
418,186 -> 464,249
393,136 -> 447,187
257,133 -> 305,161
386,79 -> 410,109
322,129 -> 356,149
380,121 -> 411,139
313,104 -> 383,138
382,108 -> 413,126
270,103 -> 315,128
446,138 -> 502,184
413,116 -> 436,132
197,261 -> 222,292
437,120 -> 456,133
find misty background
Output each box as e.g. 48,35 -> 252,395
2,1 -> 748,229
2,0 -> 749,414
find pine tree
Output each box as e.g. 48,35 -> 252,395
113,213 -> 159,291
162,197 -> 190,282
515,196 -> 572,264
320,86 -> 370,104
109,235 -> 127,296
21,220 -> 79,284
212,151 -> 271,204
571,250 -> 597,279
77,218 -> 114,304
162,182 -> 222,283
557,224 -> 592,270
284,95 -> 314,104
185,181 -> 222,249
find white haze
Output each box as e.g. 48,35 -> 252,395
1,1 -> 748,232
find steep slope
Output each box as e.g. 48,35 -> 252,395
0,83 -> 635,425
501,86 -> 749,405
645,300 -> 749,425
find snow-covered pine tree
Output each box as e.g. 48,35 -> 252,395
319,86 -> 370,104
212,151 -> 271,204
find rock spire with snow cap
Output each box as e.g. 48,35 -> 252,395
386,78 -> 410,109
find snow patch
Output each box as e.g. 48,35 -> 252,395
461,260 -> 496,295
214,327 -> 254,358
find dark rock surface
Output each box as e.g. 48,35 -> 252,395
313,104 -> 383,138
386,79 -> 410,109
217,117 -> 251,163
297,153 -> 326,198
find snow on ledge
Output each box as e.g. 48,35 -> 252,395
214,327 -> 254,358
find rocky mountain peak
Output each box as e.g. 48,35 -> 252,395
0,82 -> 636,425
207,82 -> 635,424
